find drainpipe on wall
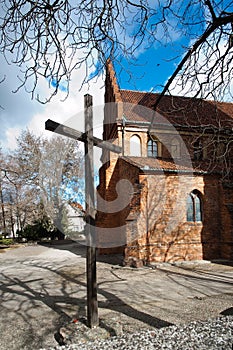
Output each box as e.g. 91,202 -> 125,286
122,116 -> 126,156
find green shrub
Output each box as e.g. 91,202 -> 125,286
17,221 -> 65,242
0,238 -> 14,245
18,223 -> 49,241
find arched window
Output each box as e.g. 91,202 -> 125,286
187,190 -> 202,222
147,139 -> 158,157
130,135 -> 141,156
171,138 -> 180,158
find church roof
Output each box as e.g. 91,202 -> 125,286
119,90 -> 233,130
120,156 -> 224,175
69,202 -> 85,214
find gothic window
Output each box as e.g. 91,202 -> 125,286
130,135 -> 141,156
193,140 -> 203,160
187,190 -> 202,222
147,139 -> 158,157
171,138 -> 180,158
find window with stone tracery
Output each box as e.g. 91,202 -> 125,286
147,139 -> 158,157
187,190 -> 202,222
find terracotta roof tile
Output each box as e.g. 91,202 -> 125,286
119,90 -> 233,129
120,156 -> 224,174
69,202 -> 85,213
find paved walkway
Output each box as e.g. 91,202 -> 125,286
0,243 -> 233,349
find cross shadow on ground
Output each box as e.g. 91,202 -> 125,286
0,243 -> 173,349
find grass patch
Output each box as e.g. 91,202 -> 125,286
0,238 -> 14,245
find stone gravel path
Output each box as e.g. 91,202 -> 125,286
42,316 -> 233,350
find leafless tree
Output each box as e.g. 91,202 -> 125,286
1,130 -> 84,236
39,135 -> 84,234
1,130 -> 43,233
0,1 -> 233,102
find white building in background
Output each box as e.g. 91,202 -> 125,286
67,202 -> 85,234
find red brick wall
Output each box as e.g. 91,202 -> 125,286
96,158 -> 140,254
124,173 -> 209,264
97,157 -> 224,264
220,182 -> 233,260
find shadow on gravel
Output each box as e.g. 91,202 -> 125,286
220,307 -> 233,316
38,240 -> 124,266
38,240 -> 87,258
0,257 -> 173,348
31,261 -> 173,329
38,239 -> 123,264
0,272 -> 76,349
211,259 -> 233,267
157,265 -> 233,291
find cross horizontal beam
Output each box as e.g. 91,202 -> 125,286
45,119 -> 122,154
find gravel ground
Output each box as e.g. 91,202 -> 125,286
41,316 -> 233,350
1,243 -> 233,350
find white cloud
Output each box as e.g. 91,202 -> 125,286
4,127 -> 21,150
0,55 -> 105,151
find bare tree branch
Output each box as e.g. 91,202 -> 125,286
149,8 -> 233,132
0,1 -> 233,103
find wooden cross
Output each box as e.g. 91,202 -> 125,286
45,94 -> 121,328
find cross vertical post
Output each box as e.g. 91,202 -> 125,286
84,94 -> 98,328
45,95 -> 122,329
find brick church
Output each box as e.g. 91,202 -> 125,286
96,60 -> 233,266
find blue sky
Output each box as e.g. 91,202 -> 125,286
116,45 -> 184,93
